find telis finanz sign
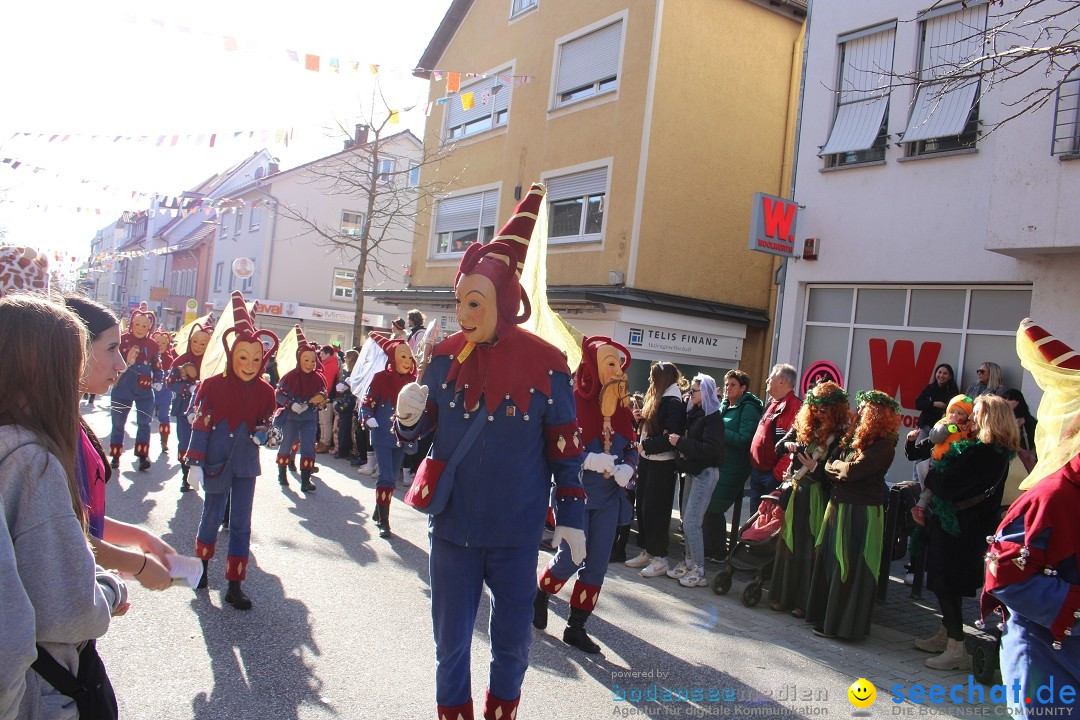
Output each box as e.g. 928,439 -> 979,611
748,192 -> 798,258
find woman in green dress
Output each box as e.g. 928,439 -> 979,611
805,390 -> 901,640
769,381 -> 850,618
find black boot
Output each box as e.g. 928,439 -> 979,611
225,580 -> 252,610
278,465 -> 288,487
137,456 -> 151,471
180,464 -> 191,493
563,607 -> 601,654
532,588 -> 550,630
197,559 -> 209,589
288,458 -> 297,473
110,456 -> 120,469
609,524 -> 631,563
300,470 -> 316,493
377,503 -> 391,538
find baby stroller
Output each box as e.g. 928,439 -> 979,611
711,490 -> 785,607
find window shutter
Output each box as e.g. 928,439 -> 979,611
446,73 -> 512,129
556,21 -> 622,95
435,192 -> 489,233
546,168 -> 607,201
821,26 -> 895,155
480,191 -> 499,227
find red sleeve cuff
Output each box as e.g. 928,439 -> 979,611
545,421 -> 583,460
1050,585 -> 1080,641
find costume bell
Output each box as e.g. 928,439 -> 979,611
981,320 -> 1080,715
395,184 -> 587,720
360,332 -> 416,538
533,336 -> 637,654
109,306 -> 162,471
152,330 -> 176,455
167,322 -> 212,492
186,291 -> 278,610
275,325 -> 324,493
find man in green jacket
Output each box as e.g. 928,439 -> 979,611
703,370 -> 764,561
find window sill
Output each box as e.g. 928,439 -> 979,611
548,236 -> 603,249
509,4 -> 538,23
441,124 -> 508,150
547,88 -> 618,119
897,147 -> 978,162
819,159 -> 886,173
1057,153 -> 1080,162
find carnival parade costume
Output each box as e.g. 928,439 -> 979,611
533,335 -> 637,654
109,307 -> 162,471
275,325 -> 324,493
395,184 -> 587,720
981,320 -> 1080,714
187,291 -> 278,610
153,331 -> 176,455
167,322 -> 213,492
360,332 -> 417,538
805,390 -> 900,640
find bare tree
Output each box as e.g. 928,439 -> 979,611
265,82 -> 462,342
892,0 -> 1080,133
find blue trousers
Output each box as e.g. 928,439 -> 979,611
278,414 -> 317,466
154,387 -> 172,425
547,499 -> 619,587
197,476 -> 254,560
748,466 -> 779,502
176,413 -> 193,462
110,387 -> 154,452
430,537 -> 537,707
374,443 -> 405,490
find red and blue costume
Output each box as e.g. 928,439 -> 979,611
152,331 -> 176,455
275,325 -> 323,493
189,291 -> 278,608
534,336 -> 638,653
109,308 -> 161,466
397,184 -> 586,720
360,332 -> 416,537
167,322 -> 212,491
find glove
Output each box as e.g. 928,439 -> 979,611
152,383 -> 163,391
187,466 -> 204,492
365,418 -> 378,429
291,401 -> 307,414
336,383 -> 347,393
396,382 -> 428,426
612,464 -> 635,488
552,526 -> 587,566
582,452 -> 617,475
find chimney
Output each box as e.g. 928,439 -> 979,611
344,123 -> 371,150
268,161 -> 279,175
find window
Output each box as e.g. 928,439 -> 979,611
445,71 -> 512,140
433,189 -> 499,256
554,20 -> 622,108
332,268 -> 355,300
407,163 -> 420,188
545,167 -> 607,243
220,216 -> 229,236
510,0 -> 537,18
377,158 -> 396,183
820,23 -> 896,167
249,206 -> 261,231
234,208 -> 243,235
341,211 -> 365,238
901,3 -> 987,156
1052,69 -> 1080,156
213,262 -> 224,292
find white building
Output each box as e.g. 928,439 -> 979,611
779,0 -> 1080,472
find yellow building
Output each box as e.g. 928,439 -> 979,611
372,0 -> 805,390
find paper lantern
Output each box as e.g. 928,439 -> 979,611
232,257 -> 255,279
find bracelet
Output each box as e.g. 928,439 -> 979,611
135,552 -> 148,577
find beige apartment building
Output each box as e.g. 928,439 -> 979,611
371,0 -> 805,390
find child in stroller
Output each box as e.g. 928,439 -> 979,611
711,490 -> 786,606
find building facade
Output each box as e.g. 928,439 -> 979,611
374,0 -> 807,391
779,0 -> 1080,474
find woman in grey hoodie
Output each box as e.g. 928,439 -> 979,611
0,295 -> 113,719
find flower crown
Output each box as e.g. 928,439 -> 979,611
855,389 -> 901,412
804,386 -> 849,407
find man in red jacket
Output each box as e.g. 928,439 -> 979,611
748,363 -> 802,500
316,345 -> 340,453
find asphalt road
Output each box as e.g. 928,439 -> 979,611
88,406 -> 943,719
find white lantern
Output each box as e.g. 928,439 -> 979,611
232,257 -> 255,279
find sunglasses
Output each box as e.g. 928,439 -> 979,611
977,368 -> 987,375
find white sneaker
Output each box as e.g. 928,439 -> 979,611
679,565 -> 709,587
666,561 -> 690,579
359,462 -> 378,476
904,572 -> 915,586
624,551 -> 652,569
640,557 -> 670,578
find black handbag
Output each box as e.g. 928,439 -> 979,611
32,640 -> 118,720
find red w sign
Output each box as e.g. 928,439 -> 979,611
748,192 -> 798,257
868,339 -> 942,409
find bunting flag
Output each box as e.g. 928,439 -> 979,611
276,326 -> 300,378
6,128 -> 295,149
446,72 -> 461,93
388,110 -> 400,125
460,92 -> 475,111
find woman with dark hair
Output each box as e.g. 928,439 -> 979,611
625,361 -> 687,579
806,390 -> 901,640
64,294 -> 177,590
915,364 -> 960,435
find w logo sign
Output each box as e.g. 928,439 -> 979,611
748,192 -> 798,257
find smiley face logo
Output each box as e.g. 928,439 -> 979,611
847,678 -> 876,709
